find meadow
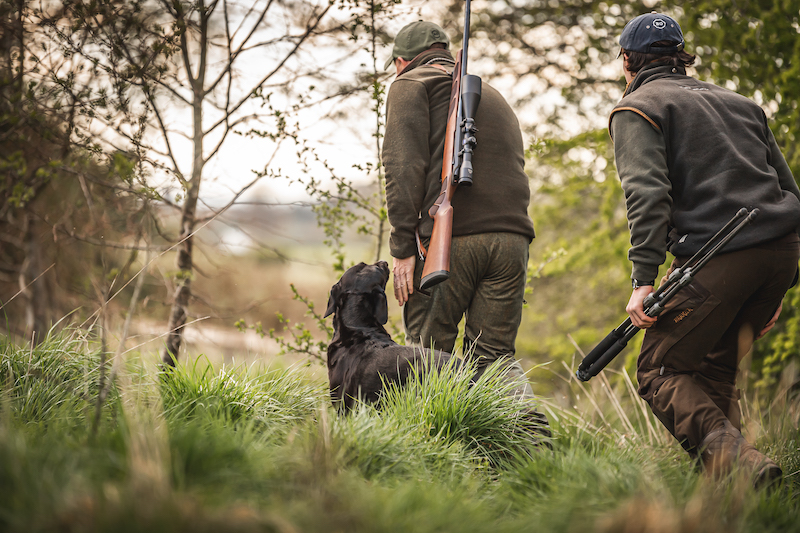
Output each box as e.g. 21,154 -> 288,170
1,328 -> 798,533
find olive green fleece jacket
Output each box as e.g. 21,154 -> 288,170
382,49 -> 535,260
610,64 -> 800,282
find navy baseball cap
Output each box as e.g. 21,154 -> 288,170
619,13 -> 684,55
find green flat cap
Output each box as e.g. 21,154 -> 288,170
384,21 -> 450,71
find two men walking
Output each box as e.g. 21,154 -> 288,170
380,12 -> 799,487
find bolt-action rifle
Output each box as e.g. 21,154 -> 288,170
576,207 -> 759,382
419,0 -> 482,290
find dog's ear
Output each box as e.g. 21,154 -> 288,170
324,283 -> 342,318
373,291 -> 388,325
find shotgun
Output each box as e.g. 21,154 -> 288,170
419,0 -> 481,290
575,208 -> 759,382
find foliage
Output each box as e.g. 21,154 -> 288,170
439,0 -> 663,135
39,0 -> 386,364
252,0 -> 403,362
522,129 -> 634,372
1,332 -> 799,532
237,282 -> 333,363
0,0 -> 152,343
288,0 -> 395,273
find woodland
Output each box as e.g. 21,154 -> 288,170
1,1 -> 800,531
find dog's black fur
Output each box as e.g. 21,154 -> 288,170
324,261 -> 455,412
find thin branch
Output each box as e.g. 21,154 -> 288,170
49,224 -> 169,252
202,2 -> 333,139
103,248 -> 150,398
0,264 -> 55,312
144,91 -> 189,185
119,316 -> 212,356
204,0 -> 275,96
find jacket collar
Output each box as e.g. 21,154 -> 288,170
398,49 -> 456,77
624,63 -> 687,97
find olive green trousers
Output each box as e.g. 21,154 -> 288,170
404,231 -> 552,439
403,232 -> 532,392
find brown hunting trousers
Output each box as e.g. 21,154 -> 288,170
637,232 -> 800,454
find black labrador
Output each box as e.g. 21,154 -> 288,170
323,260 -> 455,412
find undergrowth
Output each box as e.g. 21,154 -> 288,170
0,329 -> 798,532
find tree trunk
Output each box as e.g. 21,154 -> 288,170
161,175 -> 201,366
19,213 -> 50,345
161,18 -> 206,365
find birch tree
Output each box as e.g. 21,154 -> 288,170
57,0 -> 350,365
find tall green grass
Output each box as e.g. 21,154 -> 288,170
0,329 -> 798,532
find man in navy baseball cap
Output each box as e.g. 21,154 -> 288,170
609,10 -> 800,490
618,12 -> 684,56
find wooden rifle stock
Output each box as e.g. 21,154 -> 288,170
420,53 -> 463,290
420,0 -> 480,291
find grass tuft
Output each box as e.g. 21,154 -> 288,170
158,356 -> 324,431
379,355 -> 550,467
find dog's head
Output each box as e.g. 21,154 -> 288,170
324,261 -> 390,325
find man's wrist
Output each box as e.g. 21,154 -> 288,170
632,278 -> 655,289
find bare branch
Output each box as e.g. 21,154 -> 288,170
204,0 -> 275,96
203,1 -> 333,139
0,264 -> 55,313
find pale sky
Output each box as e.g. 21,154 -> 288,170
152,0 -> 630,220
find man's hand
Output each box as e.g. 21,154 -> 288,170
626,285 -> 658,329
392,256 -> 416,306
757,303 -> 782,339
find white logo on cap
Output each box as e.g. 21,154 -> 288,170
653,19 -> 667,29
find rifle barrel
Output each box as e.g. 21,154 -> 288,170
575,318 -> 630,379
461,0 -> 471,77
419,1 -> 479,289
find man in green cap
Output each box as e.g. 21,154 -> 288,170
611,12 -> 800,488
381,21 -> 547,434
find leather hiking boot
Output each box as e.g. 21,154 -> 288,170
699,420 -> 782,490
699,420 -> 741,475
739,441 -> 783,490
